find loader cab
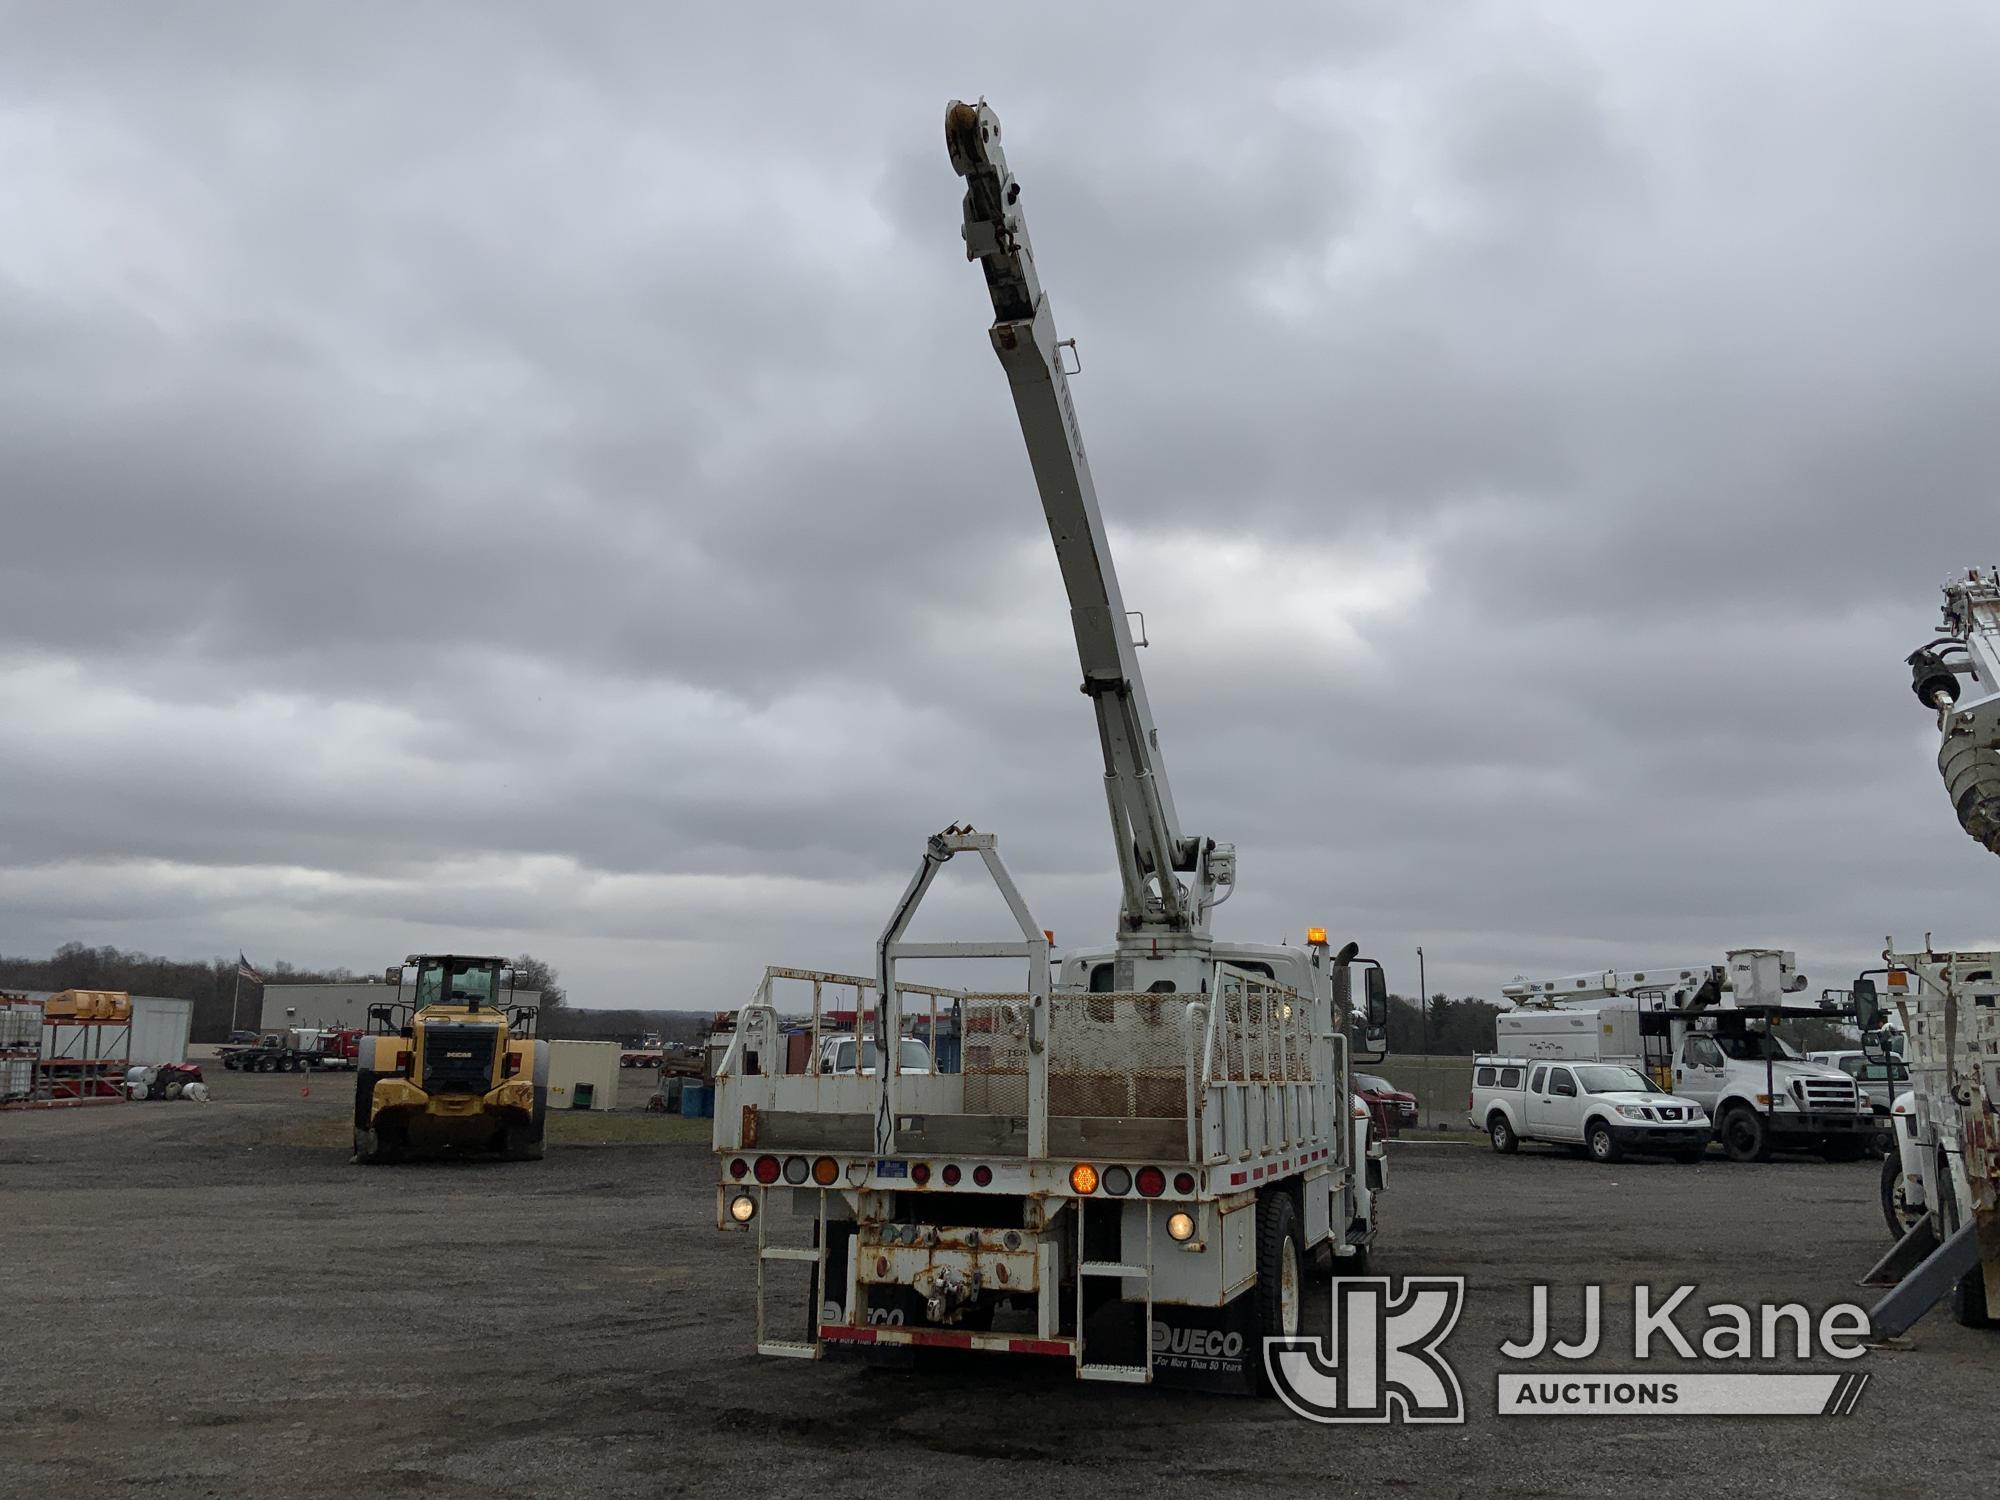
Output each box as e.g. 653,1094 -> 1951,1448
405,955 -> 511,1014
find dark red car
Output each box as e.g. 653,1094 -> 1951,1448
1353,1072 -> 1419,1137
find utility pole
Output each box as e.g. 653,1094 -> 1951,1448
1417,945 -> 1429,1056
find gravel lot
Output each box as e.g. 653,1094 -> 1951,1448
3,1074 -> 1994,1498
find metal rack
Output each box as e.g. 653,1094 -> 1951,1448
0,996 -> 130,1109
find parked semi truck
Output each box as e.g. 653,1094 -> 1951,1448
712,100 -> 1392,1392
352,954 -> 548,1164
1497,951 -> 1874,1161
1863,568 -> 2000,1334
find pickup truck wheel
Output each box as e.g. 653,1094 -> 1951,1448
1880,1151 -> 1924,1239
1720,1106 -> 1771,1163
1586,1120 -> 1622,1164
1487,1114 -> 1519,1154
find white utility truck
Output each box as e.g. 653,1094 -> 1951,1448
712,99 -> 1391,1392
1863,568 -> 2000,1334
1470,1054 -> 1710,1162
1498,951 -> 1873,1162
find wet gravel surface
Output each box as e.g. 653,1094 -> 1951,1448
2,1079 -> 1994,1497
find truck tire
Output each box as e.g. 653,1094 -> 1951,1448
1720,1106 -> 1771,1164
1253,1189 -> 1304,1385
1487,1113 -> 1519,1154
1880,1152 -> 1924,1240
1942,1169 -> 1995,1329
1586,1120 -> 1622,1164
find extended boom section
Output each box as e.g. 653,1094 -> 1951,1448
947,99 -> 1229,942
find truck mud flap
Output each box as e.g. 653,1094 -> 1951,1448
1145,1299 -> 1260,1395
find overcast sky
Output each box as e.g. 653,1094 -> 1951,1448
4,4 -> 1997,1011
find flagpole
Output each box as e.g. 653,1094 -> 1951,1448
231,964 -> 243,1034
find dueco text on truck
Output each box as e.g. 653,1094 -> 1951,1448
711,100 -> 1393,1392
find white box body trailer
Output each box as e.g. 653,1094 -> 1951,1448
547,1040 -> 619,1112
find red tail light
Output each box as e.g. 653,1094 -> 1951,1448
1135,1166 -> 1166,1197
941,1164 -> 962,1186
753,1155 -> 780,1184
504,1052 -> 522,1077
1173,1171 -> 1195,1194
972,1165 -> 992,1187
729,1158 -> 749,1180
395,1050 -> 411,1073
911,1162 -> 932,1186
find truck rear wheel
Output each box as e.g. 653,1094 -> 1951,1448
1253,1189 -> 1303,1383
1942,1170 -> 1995,1329
1487,1114 -> 1519,1154
1720,1106 -> 1771,1163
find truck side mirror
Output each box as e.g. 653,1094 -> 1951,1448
1852,977 -> 1882,1034
1365,968 -> 1389,1032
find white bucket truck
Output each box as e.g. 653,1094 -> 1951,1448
711,101 -> 1391,1392
1496,951 -> 1872,1163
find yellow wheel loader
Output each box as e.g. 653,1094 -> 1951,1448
353,954 -> 548,1164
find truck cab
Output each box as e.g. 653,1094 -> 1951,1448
1669,1026 -> 1871,1161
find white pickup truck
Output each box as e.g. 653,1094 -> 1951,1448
1471,1055 -> 1712,1163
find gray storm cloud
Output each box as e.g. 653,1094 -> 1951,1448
3,3 -> 1996,1007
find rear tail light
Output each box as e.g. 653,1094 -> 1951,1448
395,1050 -> 411,1073
1102,1165 -> 1133,1196
972,1165 -> 993,1187
504,1052 -> 521,1077
783,1156 -> 809,1185
911,1162 -> 932,1186
753,1155 -> 780,1184
812,1156 -> 839,1186
1172,1171 -> 1196,1195
729,1157 -> 749,1180
941,1164 -> 961,1186
1069,1163 -> 1098,1194
1135,1166 -> 1165,1197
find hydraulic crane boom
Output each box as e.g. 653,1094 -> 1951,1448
947,99 -> 1232,942
1908,567 -> 2000,855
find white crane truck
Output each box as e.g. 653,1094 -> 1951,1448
1496,950 -> 1874,1162
1863,568 -> 2000,1334
712,100 -> 1391,1393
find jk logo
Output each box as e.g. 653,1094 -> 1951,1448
1265,1277 -> 1466,1424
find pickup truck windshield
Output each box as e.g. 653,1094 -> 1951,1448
1574,1065 -> 1659,1094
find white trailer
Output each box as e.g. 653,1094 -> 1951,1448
713,100 -> 1391,1393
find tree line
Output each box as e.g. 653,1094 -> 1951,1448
0,943 -> 566,1043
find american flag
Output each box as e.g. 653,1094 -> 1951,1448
237,952 -> 263,984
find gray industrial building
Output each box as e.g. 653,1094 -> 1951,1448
260,980 -> 542,1033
